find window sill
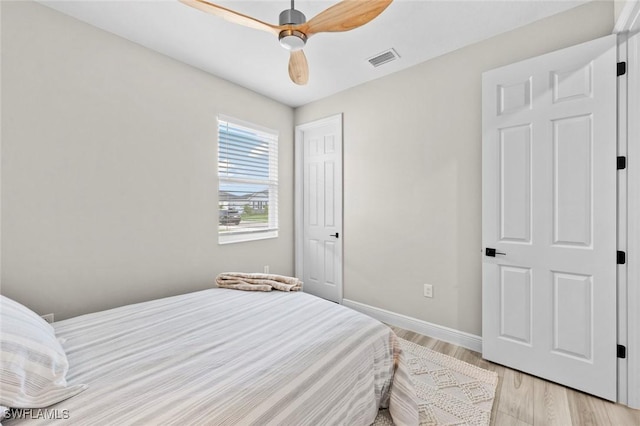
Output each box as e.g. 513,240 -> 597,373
218,230 -> 278,245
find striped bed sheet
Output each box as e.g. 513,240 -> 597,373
7,289 -> 418,425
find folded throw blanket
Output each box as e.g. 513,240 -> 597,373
216,272 -> 303,292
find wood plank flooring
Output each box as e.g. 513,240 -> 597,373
391,326 -> 640,426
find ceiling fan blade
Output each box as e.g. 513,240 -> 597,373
298,0 -> 393,36
179,0 -> 280,35
288,50 -> 309,85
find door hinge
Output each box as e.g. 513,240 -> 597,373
618,156 -> 627,170
618,62 -> 627,76
618,251 -> 626,265
618,344 -> 627,359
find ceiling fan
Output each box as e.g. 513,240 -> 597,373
179,0 -> 393,85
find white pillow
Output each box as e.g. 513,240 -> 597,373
0,295 -> 87,408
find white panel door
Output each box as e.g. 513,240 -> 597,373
296,115 -> 343,303
482,35 -> 617,401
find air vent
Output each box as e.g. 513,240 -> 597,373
367,48 -> 400,67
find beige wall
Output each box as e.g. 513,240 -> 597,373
295,1 -> 614,336
1,1 -> 295,320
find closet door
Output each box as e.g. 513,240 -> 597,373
296,114 -> 343,303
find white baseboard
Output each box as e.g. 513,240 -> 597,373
342,299 -> 483,353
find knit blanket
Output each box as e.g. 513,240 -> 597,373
215,272 -> 303,292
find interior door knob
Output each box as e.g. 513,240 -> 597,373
485,248 -> 506,257
330,232 -> 339,238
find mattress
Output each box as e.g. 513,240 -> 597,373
7,289 -> 417,425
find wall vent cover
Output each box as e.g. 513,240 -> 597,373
367,48 -> 400,67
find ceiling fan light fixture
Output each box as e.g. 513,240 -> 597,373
279,29 -> 307,51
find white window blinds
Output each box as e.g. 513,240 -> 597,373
218,115 -> 278,243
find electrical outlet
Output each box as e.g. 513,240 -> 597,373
423,284 -> 433,298
264,265 -> 270,274
41,313 -> 54,323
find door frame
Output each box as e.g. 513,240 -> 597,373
294,113 -> 344,302
615,0 -> 640,409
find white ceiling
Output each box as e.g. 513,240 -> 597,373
38,0 -> 588,107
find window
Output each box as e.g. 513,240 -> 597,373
218,115 -> 278,244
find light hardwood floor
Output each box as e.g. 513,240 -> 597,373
391,326 -> 640,426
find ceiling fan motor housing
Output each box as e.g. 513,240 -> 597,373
278,8 -> 307,51
279,8 -> 306,26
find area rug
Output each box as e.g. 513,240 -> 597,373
374,338 -> 499,425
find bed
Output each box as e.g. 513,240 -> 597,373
2,289 -> 418,425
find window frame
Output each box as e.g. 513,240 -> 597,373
217,115 -> 279,245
